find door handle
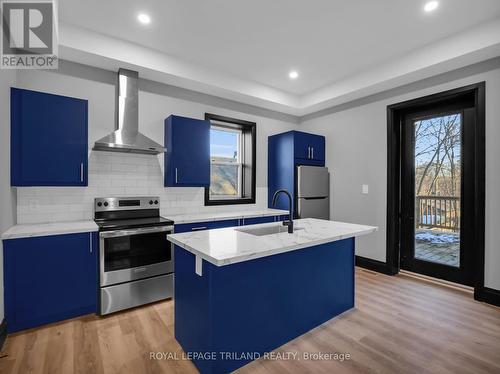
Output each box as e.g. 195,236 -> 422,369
175,168 -> 178,183
99,225 -> 173,238
80,163 -> 84,182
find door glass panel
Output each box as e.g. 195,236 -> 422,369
104,232 -> 171,272
414,113 -> 461,267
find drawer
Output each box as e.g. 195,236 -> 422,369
240,216 -> 275,226
174,219 -> 240,233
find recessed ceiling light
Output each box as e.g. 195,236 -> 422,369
137,13 -> 151,25
289,71 -> 299,79
424,1 -> 439,12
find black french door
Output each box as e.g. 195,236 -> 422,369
400,99 -> 477,286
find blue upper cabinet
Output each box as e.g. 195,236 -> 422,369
164,115 -> 210,187
293,131 -> 325,163
11,88 -> 88,186
268,131 -> 326,213
3,232 -> 98,333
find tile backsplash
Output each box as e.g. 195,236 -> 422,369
17,151 -> 267,224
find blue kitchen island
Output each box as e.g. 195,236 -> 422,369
167,218 -> 377,374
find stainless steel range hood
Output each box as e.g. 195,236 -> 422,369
93,69 -> 166,155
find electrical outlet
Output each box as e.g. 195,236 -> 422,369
362,184 -> 369,194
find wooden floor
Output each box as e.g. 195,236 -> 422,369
1,268 -> 499,374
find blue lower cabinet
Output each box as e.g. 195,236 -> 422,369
240,216 -> 275,226
175,219 -> 240,234
175,223 -> 204,233
175,238 -> 355,373
212,219 -> 240,229
175,216 -> 286,233
3,232 -> 98,333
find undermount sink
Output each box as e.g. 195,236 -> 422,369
236,224 -> 304,236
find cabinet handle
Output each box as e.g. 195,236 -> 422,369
191,226 -> 208,231
175,168 -> 178,183
307,146 -> 311,159
89,233 -> 92,253
80,163 -> 84,182
311,147 -> 314,159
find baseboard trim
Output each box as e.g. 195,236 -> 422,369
475,287 -> 500,307
400,270 -> 474,294
0,318 -> 7,351
355,256 -> 394,275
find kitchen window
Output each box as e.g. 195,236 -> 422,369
205,113 -> 256,205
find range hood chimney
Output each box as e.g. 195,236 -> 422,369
93,68 -> 166,155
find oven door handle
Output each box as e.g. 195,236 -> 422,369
99,225 -> 174,238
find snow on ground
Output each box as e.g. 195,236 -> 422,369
415,231 -> 459,244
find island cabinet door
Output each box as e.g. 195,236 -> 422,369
164,115 -> 210,187
174,237 -> 355,374
3,232 -> 98,333
11,88 -> 88,186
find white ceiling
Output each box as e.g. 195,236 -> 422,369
59,0 -> 500,116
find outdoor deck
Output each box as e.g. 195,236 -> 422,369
415,195 -> 460,267
415,229 -> 459,267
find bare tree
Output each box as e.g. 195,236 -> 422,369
414,113 -> 461,229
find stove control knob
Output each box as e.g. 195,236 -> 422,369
154,200 -> 158,205
149,200 -> 153,205
103,202 -> 109,207
97,202 -> 102,207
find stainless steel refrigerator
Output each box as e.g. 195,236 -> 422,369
296,165 -> 330,219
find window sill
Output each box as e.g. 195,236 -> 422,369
204,197 -> 256,206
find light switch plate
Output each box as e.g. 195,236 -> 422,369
362,184 -> 369,194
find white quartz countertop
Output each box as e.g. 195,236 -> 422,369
167,218 -> 378,266
1,210 -> 288,240
165,209 -> 289,224
2,220 -> 99,240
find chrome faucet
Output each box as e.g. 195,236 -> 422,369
272,189 -> 294,233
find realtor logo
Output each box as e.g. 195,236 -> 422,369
1,0 -> 58,69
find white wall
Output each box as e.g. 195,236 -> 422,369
5,61 -> 500,299
0,70 -> 17,321
13,66 -> 298,223
301,67 -> 500,291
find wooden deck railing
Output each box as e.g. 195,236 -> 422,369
416,195 -> 460,231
